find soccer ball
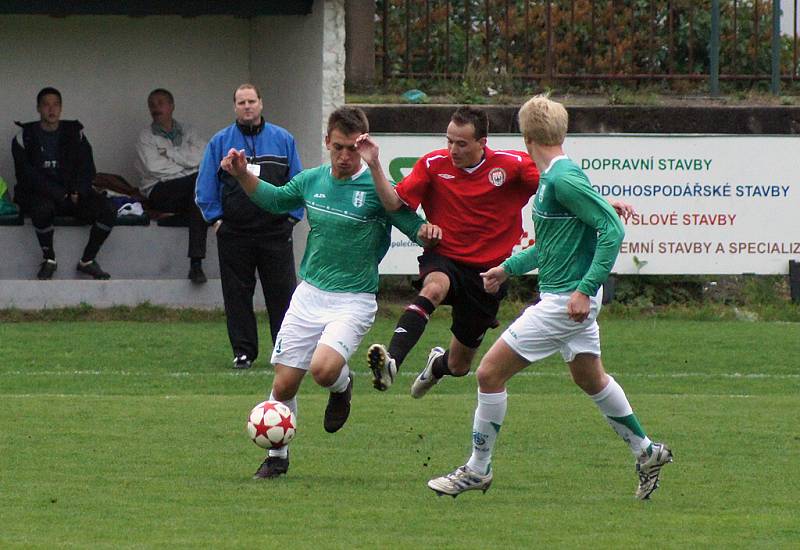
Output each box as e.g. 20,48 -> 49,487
246,400 -> 297,449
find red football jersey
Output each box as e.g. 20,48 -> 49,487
396,147 -> 540,268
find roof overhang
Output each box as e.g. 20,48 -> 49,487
0,1 -> 315,16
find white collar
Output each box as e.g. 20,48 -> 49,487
462,157 -> 486,174
329,162 -> 368,181
543,154 -> 569,175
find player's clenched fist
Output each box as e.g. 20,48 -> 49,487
417,223 -> 442,247
566,290 -> 590,323
220,148 -> 248,177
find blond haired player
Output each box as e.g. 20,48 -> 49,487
427,96 -> 673,500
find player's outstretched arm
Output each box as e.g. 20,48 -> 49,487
387,205 -> 437,248
500,245 -> 539,278
480,245 -> 539,294
355,134 -> 403,211
221,148 -> 305,214
220,148 -> 260,195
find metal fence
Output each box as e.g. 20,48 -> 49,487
376,1 -> 799,93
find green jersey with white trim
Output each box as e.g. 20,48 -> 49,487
502,157 -> 623,296
251,164 -> 426,294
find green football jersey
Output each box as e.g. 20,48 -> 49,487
502,156 -> 624,296
251,164 -> 426,294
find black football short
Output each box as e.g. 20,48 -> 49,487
414,250 -> 507,348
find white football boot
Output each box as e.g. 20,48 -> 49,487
635,442 -> 673,499
410,346 -> 445,399
427,465 -> 493,497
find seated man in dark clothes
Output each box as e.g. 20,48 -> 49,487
12,87 -> 114,280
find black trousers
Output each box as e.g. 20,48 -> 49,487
216,224 -> 297,361
24,189 -> 115,261
25,188 -> 116,230
148,173 -> 208,259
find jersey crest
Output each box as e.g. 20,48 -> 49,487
352,190 -> 366,208
488,167 -> 506,187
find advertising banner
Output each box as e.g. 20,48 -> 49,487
376,134 -> 800,275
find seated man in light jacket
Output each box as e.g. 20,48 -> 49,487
135,88 -> 209,283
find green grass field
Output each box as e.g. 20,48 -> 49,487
1,308 -> 798,548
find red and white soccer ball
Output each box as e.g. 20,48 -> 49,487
246,400 -> 297,449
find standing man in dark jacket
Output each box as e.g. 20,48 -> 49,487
196,83 -> 303,369
12,87 -> 115,280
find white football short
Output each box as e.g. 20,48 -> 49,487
500,288 -> 604,363
271,281 -> 377,370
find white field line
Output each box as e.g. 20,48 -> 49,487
1,370 -> 798,380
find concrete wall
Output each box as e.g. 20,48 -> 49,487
0,1 -> 349,309
0,15 -> 250,188
250,0 -> 345,167
250,11 -> 324,168
359,104 -> 800,135
0,4 -> 345,189
1,222 -> 228,309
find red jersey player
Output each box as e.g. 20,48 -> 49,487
358,106 -> 630,397
357,106 -> 537,397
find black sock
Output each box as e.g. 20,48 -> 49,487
36,229 -> 55,260
431,350 -> 451,379
81,223 -> 111,263
387,296 -> 436,368
191,258 -> 202,268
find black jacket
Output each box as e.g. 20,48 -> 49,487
11,120 -> 97,204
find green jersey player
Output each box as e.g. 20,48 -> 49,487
221,106 -> 441,479
427,96 -> 672,500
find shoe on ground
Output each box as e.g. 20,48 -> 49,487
37,259 -> 57,280
367,343 -> 397,391
188,263 -> 207,284
232,354 -> 252,370
411,346 -> 445,399
427,465 -> 493,498
323,372 -> 353,433
253,452 -> 289,479
635,442 -> 673,500
76,260 -> 110,280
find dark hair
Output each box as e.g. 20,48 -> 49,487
36,87 -> 62,106
234,83 -> 261,101
450,106 -> 489,140
148,88 -> 174,104
327,106 -> 369,136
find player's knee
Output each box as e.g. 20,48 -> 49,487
569,369 -> 603,394
448,357 -> 471,377
309,363 -> 337,387
475,361 -> 504,391
419,287 -> 445,305
420,278 -> 449,305
569,354 -> 606,394
271,378 -> 296,401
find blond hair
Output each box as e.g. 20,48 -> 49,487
518,95 -> 568,146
